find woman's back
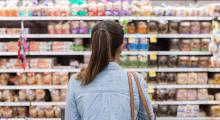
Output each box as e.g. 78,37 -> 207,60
65,62 -> 154,120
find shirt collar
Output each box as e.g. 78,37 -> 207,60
105,62 -> 122,70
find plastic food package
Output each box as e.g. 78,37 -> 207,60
62,22 -> 70,34
60,72 -> 68,85
197,73 -> 208,84
190,57 -> 199,68
105,2 -> 113,16
156,89 -> 167,100
18,90 -> 27,101
26,90 -> 36,101
187,89 -> 197,100
177,73 -> 188,84
215,93 -> 220,101
169,21 -> 179,33
188,72 -> 198,84
29,106 -> 38,118
191,39 -> 201,51
167,89 -> 176,100
48,22 -> 55,34
37,107 -> 45,118
201,39 -> 210,51
176,89 -> 188,101
35,90 -> 45,101
190,22 -> 200,34
45,106 -> 55,118
159,56 -> 168,67
178,56 -> 190,67
158,21 -> 168,34
17,107 -> 27,117
198,89 -> 209,100
137,21 -> 148,34
211,106 -> 220,117
79,21 -> 88,34
43,73 -> 52,85
127,22 -> 136,34
2,90 -> 13,102
27,73 -> 36,85
60,89 -> 67,101
0,73 -> 9,85
152,6 -> 164,16
158,105 -> 168,116
180,39 -> 191,51
200,22 -> 211,34
2,107 -> 13,118
6,42 -> 18,52
179,22 -> 190,34
158,72 -> 167,84
148,21 -> 158,33
36,73 -> 43,85
167,73 -> 176,84
199,57 -> 209,68
54,106 -> 61,118
50,90 -> 60,102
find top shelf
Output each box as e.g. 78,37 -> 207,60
0,16 -> 216,21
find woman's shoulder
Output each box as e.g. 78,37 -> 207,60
68,74 -> 81,88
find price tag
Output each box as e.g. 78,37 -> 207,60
128,36 -> 135,43
212,20 -> 219,29
150,52 -> 157,60
150,35 -> 157,43
149,69 -> 156,77
148,84 -> 155,94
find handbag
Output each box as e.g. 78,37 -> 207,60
127,72 -> 152,120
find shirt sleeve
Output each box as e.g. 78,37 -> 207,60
137,73 -> 155,120
65,77 -> 80,120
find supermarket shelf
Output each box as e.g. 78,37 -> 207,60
0,102 -> 65,106
2,84 -> 220,90
1,101 -> 220,106
0,16 -> 214,21
0,68 -> 212,73
156,117 -> 220,120
0,34 -> 211,39
0,51 -> 211,56
150,84 -> 220,89
153,101 -> 220,105
0,85 -> 67,90
0,118 -> 61,120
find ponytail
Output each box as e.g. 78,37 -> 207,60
77,21 -> 124,85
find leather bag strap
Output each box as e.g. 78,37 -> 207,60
127,72 -> 135,120
128,72 -> 151,120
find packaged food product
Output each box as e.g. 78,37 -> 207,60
29,106 -> 38,118
60,72 -> 69,85
36,73 -> 43,85
169,21 -> 179,33
211,105 -> 220,117
26,90 -> 36,101
60,89 -> 67,101
180,39 -> 191,51
156,89 -> 167,100
54,106 -> 61,118
27,73 -> 36,85
127,22 -> 136,34
48,23 -> 55,34
148,21 -> 158,33
187,89 -> 197,100
45,106 -> 55,118
179,22 -> 190,34
105,2 -> 113,16
79,21 -> 88,34
137,21 -> 148,34
197,73 -> 208,84
37,107 -> 45,118
3,90 -> 13,102
176,89 -> 188,101
167,73 -> 176,84
201,39 -> 210,51
158,21 -> 168,34
200,22 -> 211,34
191,39 -> 201,51
190,22 -> 200,34
2,107 -> 13,118
0,73 -> 9,85
18,90 -> 27,101
54,22 -> 62,34
199,57 -> 209,68
43,73 -> 52,85
188,72 -> 198,84
178,56 -> 190,67
17,107 -> 27,117
198,89 -> 209,100
177,73 -> 188,84
167,89 -> 176,100
70,21 -> 80,34
35,90 -> 45,101
158,56 -> 168,67
152,6 -> 164,16
215,93 -> 220,101
50,90 -> 60,102
190,57 -> 199,68
62,22 -> 70,34
158,72 -> 167,84
158,105 -> 168,117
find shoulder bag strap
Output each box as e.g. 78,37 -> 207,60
131,72 -> 151,120
127,72 -> 135,120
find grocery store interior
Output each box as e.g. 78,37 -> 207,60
0,0 -> 220,119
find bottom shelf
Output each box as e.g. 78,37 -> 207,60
157,117 -> 220,120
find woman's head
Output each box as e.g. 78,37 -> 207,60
77,20 -> 124,85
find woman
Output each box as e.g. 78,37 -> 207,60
65,21 -> 154,120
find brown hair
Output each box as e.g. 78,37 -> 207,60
77,21 -> 124,85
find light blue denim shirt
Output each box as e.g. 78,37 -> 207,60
65,62 -> 155,120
